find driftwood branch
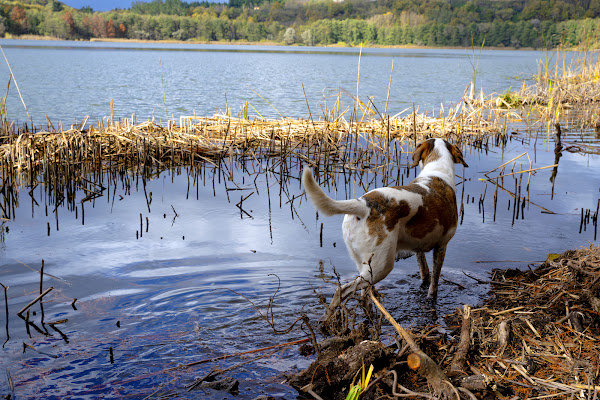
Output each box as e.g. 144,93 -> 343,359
449,304 -> 471,375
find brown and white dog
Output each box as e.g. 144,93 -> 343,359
302,138 -> 468,316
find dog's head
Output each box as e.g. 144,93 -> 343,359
411,138 -> 468,168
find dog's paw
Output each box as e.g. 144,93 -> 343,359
427,289 -> 439,299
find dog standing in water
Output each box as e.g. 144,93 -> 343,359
302,138 -> 468,316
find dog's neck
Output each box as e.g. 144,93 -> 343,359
419,144 -> 457,190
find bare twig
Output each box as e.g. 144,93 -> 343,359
17,287 -> 54,317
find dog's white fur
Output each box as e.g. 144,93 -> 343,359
302,138 -> 468,316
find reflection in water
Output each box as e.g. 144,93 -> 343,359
550,122 -> 563,199
0,129 -> 599,398
1,282 -> 7,347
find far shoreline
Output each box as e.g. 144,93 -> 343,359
2,34 -> 547,52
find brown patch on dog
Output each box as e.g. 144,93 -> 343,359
405,177 -> 458,245
397,179 -> 429,196
410,139 -> 436,167
445,141 -> 469,167
363,191 -> 411,245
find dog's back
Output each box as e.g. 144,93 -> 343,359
401,176 -> 458,251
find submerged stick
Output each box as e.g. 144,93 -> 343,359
1,283 -> 8,346
39,259 -> 44,294
17,287 -> 53,317
194,341 -> 309,366
22,342 -> 57,358
40,259 -> 46,326
187,349 -> 279,392
114,337 -> 311,386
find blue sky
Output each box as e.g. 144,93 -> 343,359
61,1 -> 152,11
61,0 -> 226,11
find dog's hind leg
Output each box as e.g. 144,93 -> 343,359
428,245 -> 447,298
417,252 -> 430,285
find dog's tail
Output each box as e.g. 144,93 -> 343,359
302,167 -> 369,218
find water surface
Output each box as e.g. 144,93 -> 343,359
0,39 -> 545,126
0,41 -> 598,399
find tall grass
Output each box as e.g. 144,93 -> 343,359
487,46 -> 600,131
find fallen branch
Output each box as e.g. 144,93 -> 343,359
368,290 -> 453,397
448,304 -> 471,376
494,164 -> 558,179
187,349 -> 279,392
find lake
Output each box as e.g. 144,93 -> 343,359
0,39 -> 546,125
0,40 -> 598,399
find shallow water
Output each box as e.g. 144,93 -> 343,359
0,130 -> 598,398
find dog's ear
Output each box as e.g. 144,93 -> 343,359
411,139 -> 434,167
449,144 -> 469,167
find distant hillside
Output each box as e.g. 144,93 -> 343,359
1,0 -> 599,48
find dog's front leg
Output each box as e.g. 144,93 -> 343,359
429,245 -> 447,298
416,252 -> 430,285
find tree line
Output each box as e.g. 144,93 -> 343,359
1,0 -> 600,48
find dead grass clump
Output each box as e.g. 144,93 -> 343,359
523,50 -> 600,106
446,244 -> 600,398
0,107 -> 502,177
295,246 -> 600,400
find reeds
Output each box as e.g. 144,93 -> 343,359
526,49 -> 600,107
491,48 -> 600,131
1,112 -> 493,173
0,97 -> 505,221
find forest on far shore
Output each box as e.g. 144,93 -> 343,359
1,0 -> 600,48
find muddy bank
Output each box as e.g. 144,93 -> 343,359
290,244 -> 600,399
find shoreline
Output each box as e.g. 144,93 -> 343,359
4,34 -> 543,51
